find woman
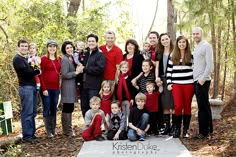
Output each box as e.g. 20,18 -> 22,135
40,40 -> 61,137
166,36 -> 194,138
123,39 -> 144,80
61,41 -> 82,136
155,33 -> 174,135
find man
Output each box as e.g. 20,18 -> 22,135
192,27 -> 213,139
13,39 -> 41,143
99,30 -> 123,81
148,31 -> 159,63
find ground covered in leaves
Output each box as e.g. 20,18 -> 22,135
0,98 -> 235,157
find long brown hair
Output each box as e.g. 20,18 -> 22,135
172,35 -> 191,65
46,46 -> 59,60
157,33 -> 174,55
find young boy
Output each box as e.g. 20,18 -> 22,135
73,41 -> 85,65
140,41 -> 151,60
82,96 -> 107,141
105,100 -> 127,140
145,81 -> 161,135
127,93 -> 150,141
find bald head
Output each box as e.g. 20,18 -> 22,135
192,27 -> 203,43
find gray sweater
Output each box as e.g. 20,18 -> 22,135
193,40 -> 213,81
84,109 -> 105,130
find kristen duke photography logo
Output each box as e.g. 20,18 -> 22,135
112,141 -> 160,155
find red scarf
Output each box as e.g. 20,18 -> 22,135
117,73 -> 131,106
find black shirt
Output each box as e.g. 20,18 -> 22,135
13,54 -> 40,86
128,106 -> 149,126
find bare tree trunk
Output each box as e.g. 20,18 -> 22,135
211,23 -> 217,98
231,0 -> 236,99
145,0 -> 159,40
68,0 -> 82,16
222,18 -> 230,100
167,0 -> 176,42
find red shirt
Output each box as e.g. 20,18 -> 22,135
100,93 -> 112,115
99,45 -> 123,80
149,45 -> 158,61
145,91 -> 160,112
124,57 -> 133,76
40,56 -> 61,91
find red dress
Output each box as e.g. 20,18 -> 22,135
100,93 -> 112,115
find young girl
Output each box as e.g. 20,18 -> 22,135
99,80 -> 113,116
132,59 -> 155,94
105,101 -> 127,140
115,61 -> 135,126
28,43 -> 41,90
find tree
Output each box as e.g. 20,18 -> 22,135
167,0 -> 176,42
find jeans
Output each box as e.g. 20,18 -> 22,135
194,81 -> 213,135
19,85 -> 37,139
80,88 -> 99,117
127,113 -> 149,141
41,89 -> 60,117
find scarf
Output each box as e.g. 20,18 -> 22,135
117,72 -> 131,106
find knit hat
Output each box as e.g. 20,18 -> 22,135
46,40 -> 58,47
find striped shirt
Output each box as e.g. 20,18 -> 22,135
166,58 -> 194,85
137,72 -> 155,93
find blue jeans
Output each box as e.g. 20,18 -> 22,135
80,88 -> 99,117
41,89 -> 60,117
127,113 -> 149,141
18,85 -> 37,139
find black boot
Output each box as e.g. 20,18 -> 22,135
169,114 -> 175,136
162,114 -> 170,135
44,117 -> 53,137
173,115 -> 182,138
183,114 -> 191,138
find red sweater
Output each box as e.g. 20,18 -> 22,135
99,45 -> 123,80
40,56 -> 61,91
145,91 -> 160,112
149,45 -> 158,61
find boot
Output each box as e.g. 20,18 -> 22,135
51,116 -> 57,135
61,112 -> 75,136
183,114 -> 191,138
173,115 -> 182,138
169,114 -> 175,136
44,117 -> 53,137
162,114 -> 170,135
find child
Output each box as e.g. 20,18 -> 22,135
132,59 -> 155,93
82,96 -> 108,141
140,41 -> 151,60
99,80 -> 113,116
145,81 -> 161,135
115,61 -> 135,126
73,41 -> 85,65
28,43 -> 41,90
127,93 -> 150,141
105,100 -> 127,140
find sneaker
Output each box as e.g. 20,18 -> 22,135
95,135 -> 105,141
139,135 -> 145,141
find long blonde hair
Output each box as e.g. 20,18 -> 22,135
115,61 -> 129,84
99,80 -> 113,97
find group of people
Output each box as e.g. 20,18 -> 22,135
13,27 -> 213,143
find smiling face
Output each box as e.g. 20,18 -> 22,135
47,44 -> 57,55
111,103 -> 120,114
192,28 -> 203,43
18,43 -> 29,56
65,44 -> 74,56
120,63 -> 129,74
149,33 -> 158,47
178,39 -> 187,51
136,99 -> 145,109
105,33 -> 115,48
160,34 -> 170,47
87,37 -> 97,51
29,44 -> 37,55
126,43 -> 135,54
142,61 -> 152,74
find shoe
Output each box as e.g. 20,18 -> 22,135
95,135 -> 105,141
22,138 -> 34,144
194,134 -> 209,139
139,135 -> 145,141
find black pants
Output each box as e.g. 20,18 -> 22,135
157,96 -> 164,129
62,103 -> 74,113
149,112 -> 158,133
194,81 -> 213,135
107,130 -> 127,140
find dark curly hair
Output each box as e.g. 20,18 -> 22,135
61,41 -> 75,55
124,39 -> 140,54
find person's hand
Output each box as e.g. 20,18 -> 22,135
155,77 -> 163,86
136,128 -> 145,136
43,90 -> 48,96
113,132 -> 120,140
131,79 -> 137,86
198,79 -> 205,85
129,100 -> 133,109
167,84 -> 172,91
76,65 -> 84,74
143,54 -> 149,60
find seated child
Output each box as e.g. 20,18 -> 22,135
82,96 -> 108,141
106,100 -> 127,140
145,81 -> 161,135
127,93 -> 150,141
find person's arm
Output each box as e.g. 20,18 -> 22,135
61,57 -> 77,79
131,72 -> 143,87
166,59 -> 173,91
199,44 -> 213,85
39,57 -> 48,96
155,61 -> 161,84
